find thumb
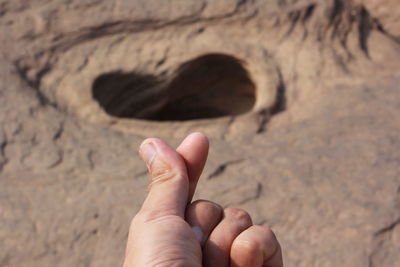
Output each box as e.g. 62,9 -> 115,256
138,138 -> 189,220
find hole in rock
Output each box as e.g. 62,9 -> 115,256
92,54 -> 256,121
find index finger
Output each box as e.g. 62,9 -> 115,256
176,132 -> 209,203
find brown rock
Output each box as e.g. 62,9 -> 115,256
1,0 -> 400,266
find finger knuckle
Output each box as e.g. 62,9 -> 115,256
149,168 -> 185,188
197,200 -> 223,215
224,208 -> 252,224
256,225 -> 277,241
190,199 -> 209,206
151,164 -> 174,180
192,200 -> 221,210
254,225 -> 280,253
233,237 -> 260,255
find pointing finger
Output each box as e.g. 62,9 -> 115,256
176,132 -> 209,203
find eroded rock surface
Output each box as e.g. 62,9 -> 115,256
1,0 -> 400,266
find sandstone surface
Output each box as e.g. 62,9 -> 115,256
1,0 -> 400,266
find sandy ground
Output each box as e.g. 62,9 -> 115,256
1,0 -> 400,266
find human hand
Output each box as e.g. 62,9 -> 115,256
123,133 -> 283,267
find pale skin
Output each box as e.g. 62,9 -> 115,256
123,133 -> 283,267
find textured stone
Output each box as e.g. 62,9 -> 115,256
1,0 -> 400,266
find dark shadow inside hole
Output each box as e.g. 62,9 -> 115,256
92,53 -> 256,121
92,71 -> 163,119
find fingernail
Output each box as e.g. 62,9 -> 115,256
140,142 -> 157,168
191,226 -> 205,245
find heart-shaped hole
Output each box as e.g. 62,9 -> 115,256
92,53 -> 256,121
